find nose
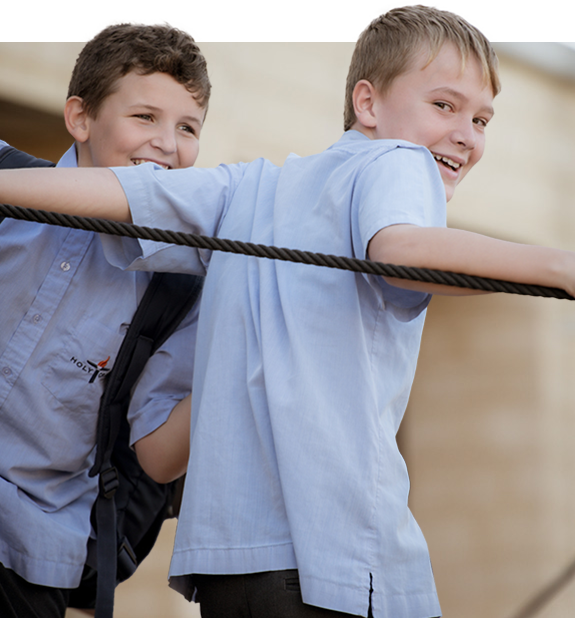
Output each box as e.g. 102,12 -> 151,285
451,118 -> 477,151
151,126 -> 178,154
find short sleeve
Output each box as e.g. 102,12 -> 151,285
108,161 -> 249,275
352,144 -> 447,315
128,298 -> 199,444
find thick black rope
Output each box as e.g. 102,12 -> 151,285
2,203 -> 573,301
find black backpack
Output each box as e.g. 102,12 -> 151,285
0,145 -> 203,617
0,145 -> 54,169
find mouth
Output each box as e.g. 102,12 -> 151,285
131,158 -> 171,170
432,153 -> 462,173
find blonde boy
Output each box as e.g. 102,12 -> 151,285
2,7 -> 575,618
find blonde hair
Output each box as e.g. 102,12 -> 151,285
343,5 -> 500,131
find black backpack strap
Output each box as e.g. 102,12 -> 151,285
90,272 -> 203,618
90,272 -> 204,475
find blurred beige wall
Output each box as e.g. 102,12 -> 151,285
2,41 -> 575,618
407,44 -> 575,618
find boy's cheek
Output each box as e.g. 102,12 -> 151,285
180,141 -> 201,169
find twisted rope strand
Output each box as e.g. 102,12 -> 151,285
2,203 -> 573,301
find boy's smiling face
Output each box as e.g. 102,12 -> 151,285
69,71 -> 206,170
353,42 -> 495,202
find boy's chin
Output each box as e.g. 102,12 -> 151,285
443,184 -> 455,202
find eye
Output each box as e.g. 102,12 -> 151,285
473,117 -> 488,128
433,101 -> 453,112
134,114 -> 153,121
178,123 -> 196,135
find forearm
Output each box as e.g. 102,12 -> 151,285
0,167 -> 131,222
369,225 -> 575,297
134,394 -> 191,484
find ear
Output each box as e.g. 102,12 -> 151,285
352,80 -> 378,130
64,96 -> 91,143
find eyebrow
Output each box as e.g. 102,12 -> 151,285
429,87 -> 495,117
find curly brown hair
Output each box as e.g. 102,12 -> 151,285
67,23 -> 211,118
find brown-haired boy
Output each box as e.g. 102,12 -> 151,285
2,6 -> 575,618
0,23 -> 209,618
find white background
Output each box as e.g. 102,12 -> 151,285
3,0 -> 574,43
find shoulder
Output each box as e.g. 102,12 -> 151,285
322,132 -> 436,183
365,139 -> 435,168
328,130 -> 431,158
355,141 -> 441,192
0,144 -> 55,169
351,142 -> 446,238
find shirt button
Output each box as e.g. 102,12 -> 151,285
2,367 -> 12,376
32,314 -> 42,324
60,261 -> 71,272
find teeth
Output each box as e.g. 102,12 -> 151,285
132,159 -> 170,170
433,154 -> 461,170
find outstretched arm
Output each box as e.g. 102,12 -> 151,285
370,224 -> 575,298
0,167 -> 131,221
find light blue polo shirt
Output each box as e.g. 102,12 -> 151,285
0,143 -> 198,588
110,131 -> 446,617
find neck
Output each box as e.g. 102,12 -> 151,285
349,122 -> 376,140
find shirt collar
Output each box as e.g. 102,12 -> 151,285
57,144 -> 79,168
340,129 -> 371,143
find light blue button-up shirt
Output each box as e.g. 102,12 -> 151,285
109,132 -> 446,617
0,142 -> 198,588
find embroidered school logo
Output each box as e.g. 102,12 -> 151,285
87,356 -> 111,383
70,355 -> 112,383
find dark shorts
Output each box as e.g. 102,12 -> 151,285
0,562 -> 69,618
194,569 -> 368,618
